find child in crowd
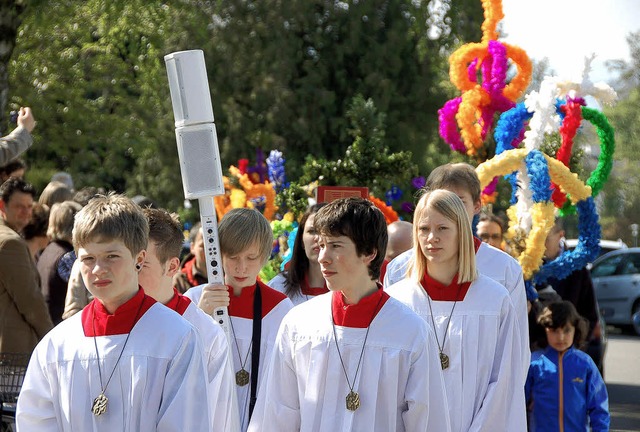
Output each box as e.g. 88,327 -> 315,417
387,190 -> 526,431
184,208 -> 293,431
249,198 -> 450,432
17,194 -> 210,430
268,203 -> 329,305
526,301 -> 610,431
138,207 -> 239,431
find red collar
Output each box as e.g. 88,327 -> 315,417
81,288 -> 156,336
473,236 -> 482,253
300,274 -> 329,297
331,285 -> 389,328
420,272 -> 471,301
165,288 -> 192,315
228,280 -> 289,319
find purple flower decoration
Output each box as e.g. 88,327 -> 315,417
411,176 -> 426,190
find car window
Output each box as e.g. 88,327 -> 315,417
591,254 -> 626,277
620,253 -> 640,275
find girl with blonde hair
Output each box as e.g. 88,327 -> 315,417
388,189 -> 526,431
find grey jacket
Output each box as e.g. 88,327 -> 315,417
0,126 -> 32,165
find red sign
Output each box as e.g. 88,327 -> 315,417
316,186 -> 369,203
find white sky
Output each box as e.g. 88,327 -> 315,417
500,0 -> 640,83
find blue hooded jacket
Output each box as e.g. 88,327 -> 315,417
525,346 -> 609,431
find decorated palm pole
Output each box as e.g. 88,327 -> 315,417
476,59 -> 617,285
438,0 -> 532,203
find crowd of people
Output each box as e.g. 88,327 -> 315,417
0,108 -> 609,431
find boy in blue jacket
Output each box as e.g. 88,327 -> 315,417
526,301 -> 609,431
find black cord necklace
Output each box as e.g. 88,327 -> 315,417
91,298 -> 145,416
423,280 -> 464,370
330,291 -> 384,411
229,317 -> 252,386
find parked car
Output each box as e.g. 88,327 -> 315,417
565,238 -> 628,262
590,248 -> 640,335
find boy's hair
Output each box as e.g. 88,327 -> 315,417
23,203 -> 50,241
538,301 -> 589,349
408,190 -> 477,284
424,163 -> 481,204
143,207 -> 184,265
218,208 -> 272,263
72,193 -> 148,256
284,202 -> 327,296
0,177 -> 36,203
312,197 -> 387,281
48,200 -> 83,242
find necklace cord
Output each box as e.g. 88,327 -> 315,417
331,292 -> 384,392
92,296 -> 145,394
424,279 -> 464,355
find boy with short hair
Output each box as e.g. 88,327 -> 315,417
184,208 -> 293,431
248,198 -> 450,432
17,194 -> 210,430
139,207 -> 239,431
384,163 -> 530,380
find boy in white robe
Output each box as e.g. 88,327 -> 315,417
16,194 -> 210,431
387,190 -> 526,431
184,208 -> 293,431
248,197 -> 450,432
383,162 -> 530,381
138,208 -> 239,432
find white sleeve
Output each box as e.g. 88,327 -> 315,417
402,323 -> 452,432
506,263 -> 530,383
157,327 -> 211,432
207,328 -> 241,432
467,296 -> 527,432
247,321 -> 300,432
16,343 -> 59,432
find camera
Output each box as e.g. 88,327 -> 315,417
9,110 -> 18,124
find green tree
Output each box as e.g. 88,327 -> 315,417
0,0 -> 29,132
206,0 -> 483,178
300,94 -> 418,198
9,1 -> 211,209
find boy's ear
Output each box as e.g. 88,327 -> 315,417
0,199 -> 5,213
473,198 -> 482,216
135,250 -> 146,268
363,249 -> 377,265
166,257 -> 181,277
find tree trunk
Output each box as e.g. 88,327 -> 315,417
0,0 -> 27,134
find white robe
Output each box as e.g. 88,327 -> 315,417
16,303 -> 210,431
185,285 -> 293,431
247,293 -> 451,432
182,302 -> 239,432
383,243 -> 530,382
388,274 -> 527,432
268,273 -> 322,306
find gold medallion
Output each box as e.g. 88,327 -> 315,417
92,393 -> 108,416
236,369 -> 250,386
440,352 -> 450,370
346,390 -> 360,411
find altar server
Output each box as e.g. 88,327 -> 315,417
387,190 -> 526,432
249,197 -> 450,432
139,207 -> 239,432
184,208 -> 293,431
17,194 -> 210,431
